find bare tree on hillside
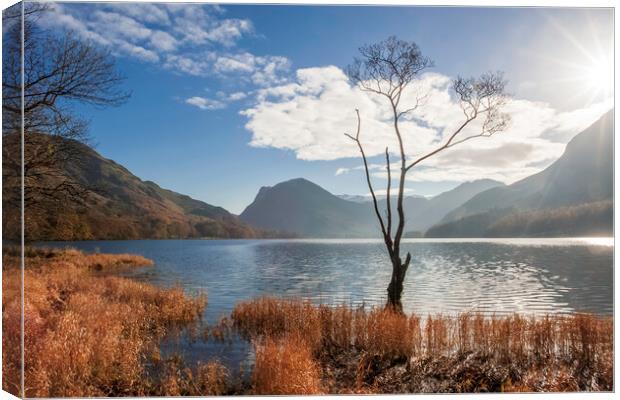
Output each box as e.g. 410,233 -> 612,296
2,3 -> 129,238
345,36 -> 510,311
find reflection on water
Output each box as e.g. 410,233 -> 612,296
41,238 -> 613,319
38,238 -> 613,370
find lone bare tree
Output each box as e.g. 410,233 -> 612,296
2,3 -> 129,239
345,36 -> 510,311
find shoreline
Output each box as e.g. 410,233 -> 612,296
2,247 -> 614,396
27,235 -> 615,246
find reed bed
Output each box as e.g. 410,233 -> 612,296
2,247 -> 207,397
3,249 -> 613,396
152,356 -> 233,396
231,296 -> 613,393
252,333 -> 323,394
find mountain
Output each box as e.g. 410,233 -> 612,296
240,178 -> 504,238
402,179 -> 505,232
14,138 -> 266,241
337,194 -> 372,203
338,179 -> 504,234
240,178 -> 379,238
427,110 -> 614,237
337,180 -> 504,233
337,193 -> 428,203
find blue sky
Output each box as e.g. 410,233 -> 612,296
39,3 -> 613,213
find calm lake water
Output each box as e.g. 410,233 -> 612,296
40,238 -> 613,318
37,238 -> 614,370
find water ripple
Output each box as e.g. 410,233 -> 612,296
39,238 -> 613,321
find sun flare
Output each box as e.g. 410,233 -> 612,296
582,57 -> 613,96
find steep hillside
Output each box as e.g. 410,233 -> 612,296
405,179 -> 504,231
426,200 -> 612,238
240,178 -> 503,238
427,110 -> 614,237
12,138 -> 265,240
240,178 -> 379,238
442,110 -> 613,223
336,180 -> 503,234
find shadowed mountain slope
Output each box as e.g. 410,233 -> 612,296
240,178 -> 379,238
427,110 -> 614,237
13,138 -> 265,240
240,178 -> 505,238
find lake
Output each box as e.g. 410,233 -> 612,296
37,237 -> 614,371
40,238 -> 613,319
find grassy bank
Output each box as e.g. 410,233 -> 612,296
230,297 -> 613,394
2,247 -> 222,397
2,249 -> 613,396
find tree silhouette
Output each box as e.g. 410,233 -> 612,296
2,3 -> 129,239
345,36 -> 510,311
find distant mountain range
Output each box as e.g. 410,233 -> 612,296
11,110 -> 612,240
426,109 -> 613,237
239,178 -> 504,238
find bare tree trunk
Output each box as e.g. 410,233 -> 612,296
346,37 -> 508,315
386,253 -> 410,311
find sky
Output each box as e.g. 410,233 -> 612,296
35,2 -> 614,213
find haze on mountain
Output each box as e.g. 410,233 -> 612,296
14,110 -> 612,241
426,109 -> 614,237
239,178 -> 503,238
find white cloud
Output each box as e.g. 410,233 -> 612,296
42,3 -> 256,70
40,3 -> 290,114
214,54 -> 256,73
227,91 -> 248,101
109,3 -> 171,26
335,167 -> 350,176
214,53 -> 290,85
251,56 -> 291,86
116,42 -> 160,63
241,65 -> 612,184
203,19 -> 253,46
91,11 -> 152,41
149,30 -> 178,52
163,54 -> 213,76
185,96 -> 226,110
167,4 -> 252,46
185,90 -> 249,112
241,66 -> 436,161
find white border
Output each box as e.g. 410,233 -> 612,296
0,1 -> 615,399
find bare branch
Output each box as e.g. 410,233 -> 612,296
385,147 -> 392,240
2,5 -> 129,231
346,36 -> 433,104
344,111 -> 391,250
405,72 -> 510,172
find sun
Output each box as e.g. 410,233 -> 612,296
582,56 -> 613,97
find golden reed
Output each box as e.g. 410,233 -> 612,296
2,247 -> 218,397
231,296 -> 613,393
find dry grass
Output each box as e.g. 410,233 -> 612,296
152,356 -> 232,396
232,296 -> 323,349
230,296 -> 613,394
3,250 -> 613,396
252,333 -> 323,395
2,247 -> 206,397
3,245 -> 153,271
